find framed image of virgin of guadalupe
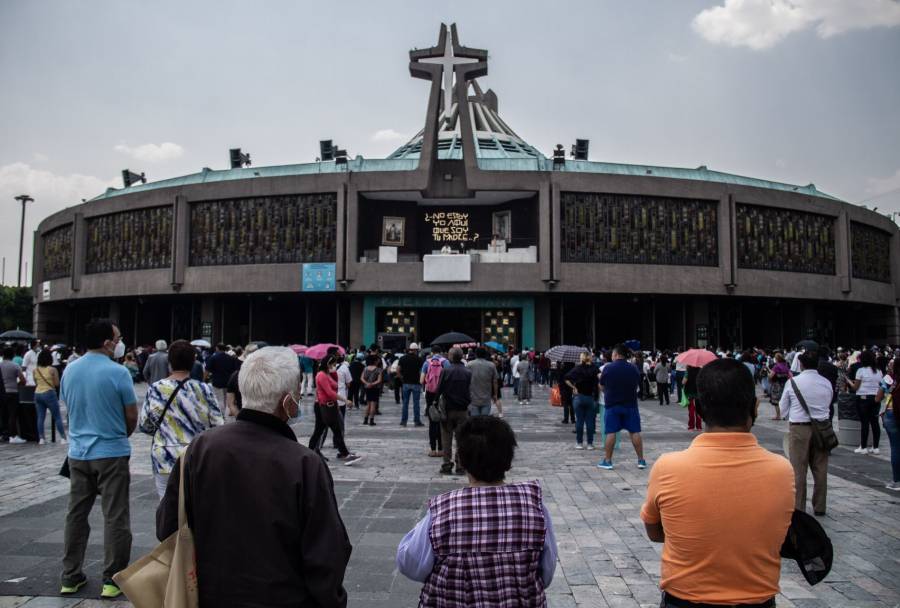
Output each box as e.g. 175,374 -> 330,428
382,216 -> 405,247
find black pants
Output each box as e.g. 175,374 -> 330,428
674,371 -> 685,403
349,381 -> 362,408
657,382 -> 670,404
1,394 -> 20,439
562,396 -> 574,423
425,391 -> 442,451
309,403 -> 349,457
331,405 -> 346,449
858,396 -> 881,449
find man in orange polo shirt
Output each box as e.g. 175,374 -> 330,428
641,358 -> 794,607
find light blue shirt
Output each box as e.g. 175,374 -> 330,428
396,502 -> 558,588
61,352 -> 137,460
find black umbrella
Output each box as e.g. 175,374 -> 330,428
796,340 -> 819,352
430,332 -> 475,346
0,329 -> 36,341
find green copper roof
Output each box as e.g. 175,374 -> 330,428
89,157 -> 841,203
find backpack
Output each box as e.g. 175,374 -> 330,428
425,357 -> 444,393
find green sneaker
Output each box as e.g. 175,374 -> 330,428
60,575 -> 87,594
100,580 -> 123,599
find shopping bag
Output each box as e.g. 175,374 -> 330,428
550,385 -> 562,407
113,456 -> 198,608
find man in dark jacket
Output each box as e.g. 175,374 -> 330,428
157,347 -> 351,607
436,347 -> 472,475
817,346 -> 839,420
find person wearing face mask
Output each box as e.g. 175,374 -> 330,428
309,356 -> 362,465
139,340 -> 225,498
59,319 -> 138,600
156,346 -> 352,607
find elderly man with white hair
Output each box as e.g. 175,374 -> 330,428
156,347 -> 352,607
142,339 -> 170,385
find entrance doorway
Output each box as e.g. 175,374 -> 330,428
417,308 -> 481,346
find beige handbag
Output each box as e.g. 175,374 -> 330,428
113,457 -> 199,607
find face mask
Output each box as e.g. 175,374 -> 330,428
282,393 -> 301,420
113,340 -> 126,360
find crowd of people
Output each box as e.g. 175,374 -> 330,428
1,321 -> 898,606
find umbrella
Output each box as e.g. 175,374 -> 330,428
545,345 -> 591,364
0,329 -> 35,341
190,339 -> 211,349
624,339 -> 641,352
484,341 -> 507,353
796,340 -> 819,353
289,344 -> 308,355
676,349 -> 718,368
431,332 -> 475,346
305,343 -> 346,360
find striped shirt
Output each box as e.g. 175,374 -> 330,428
139,378 -> 225,474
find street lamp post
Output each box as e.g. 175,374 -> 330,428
13,195 -> 33,287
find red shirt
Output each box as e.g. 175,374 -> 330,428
315,371 -> 339,404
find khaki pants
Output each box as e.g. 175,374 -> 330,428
789,424 -> 828,513
62,456 -> 132,585
440,409 -> 469,468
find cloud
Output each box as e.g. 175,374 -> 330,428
865,168 -> 900,196
0,163 -> 118,285
692,0 -> 900,50
32,152 -> 49,162
114,142 -> 184,162
371,129 -> 407,142
775,158 -> 787,169
666,51 -> 688,63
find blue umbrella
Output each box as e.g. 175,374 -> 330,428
484,341 -> 507,353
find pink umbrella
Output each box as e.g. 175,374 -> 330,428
675,349 -> 718,368
289,344 -> 308,354
305,343 -> 346,360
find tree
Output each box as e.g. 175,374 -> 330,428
0,287 -> 33,332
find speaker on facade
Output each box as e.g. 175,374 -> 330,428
572,139 -> 589,160
122,169 -> 146,187
319,140 -> 335,161
230,148 -> 251,168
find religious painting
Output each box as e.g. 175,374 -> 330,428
561,192 -> 719,266
735,204 -> 835,275
850,221 -> 892,283
492,210 -> 511,242
382,216 -> 405,247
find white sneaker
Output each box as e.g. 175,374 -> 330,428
586,444 -> 595,451
38,438 -> 45,445
886,481 -> 900,491
575,443 -> 584,450
60,438 -> 68,444
854,447 -> 867,454
9,436 -> 26,444
870,448 -> 880,455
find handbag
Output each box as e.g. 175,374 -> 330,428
140,380 -> 188,435
780,509 -> 833,585
550,385 -> 562,407
113,455 -> 198,608
790,379 -> 839,452
427,395 -> 448,422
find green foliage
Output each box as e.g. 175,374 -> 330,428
0,286 -> 33,332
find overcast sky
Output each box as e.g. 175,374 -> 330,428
2,0 -> 899,286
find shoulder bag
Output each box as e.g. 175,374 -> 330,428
790,379 -> 839,452
140,380 -> 188,435
113,454 -> 199,607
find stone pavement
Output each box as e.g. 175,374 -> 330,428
1,382 -> 899,607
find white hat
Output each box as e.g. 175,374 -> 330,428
409,342 -> 420,350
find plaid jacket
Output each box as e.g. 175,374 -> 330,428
420,481 -> 547,607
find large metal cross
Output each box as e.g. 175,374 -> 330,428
419,29 -> 479,113
410,24 -> 487,113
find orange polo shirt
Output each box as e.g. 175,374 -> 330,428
640,432 -> 794,604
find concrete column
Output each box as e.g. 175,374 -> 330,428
718,195 -> 735,287
31,229 -> 43,297
201,297 -> 215,341
535,296 -> 551,350
835,210 -> 851,293
336,184 -> 347,282
551,183 -> 561,282
71,213 -> 86,292
172,195 -> 189,288
345,186 -> 359,281
539,182 -> 552,281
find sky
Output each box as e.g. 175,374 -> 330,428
1,0 -> 899,286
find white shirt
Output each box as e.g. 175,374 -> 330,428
337,362 -> 352,399
511,355 -> 520,378
779,369 -> 833,422
855,367 -> 884,397
22,348 -> 39,386
789,351 -> 803,374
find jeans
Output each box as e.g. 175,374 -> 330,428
674,371 -> 685,403
884,410 -> 900,483
35,390 -> 66,441
657,382 -> 670,405
62,456 -> 132,585
858,396 -> 881,448
468,404 -> 491,416
573,395 -> 596,445
401,384 -> 422,424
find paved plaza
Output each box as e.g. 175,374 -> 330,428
1,384 -> 899,607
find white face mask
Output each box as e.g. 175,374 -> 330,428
113,340 -> 126,360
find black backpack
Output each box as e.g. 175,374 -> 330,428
780,509 -> 833,585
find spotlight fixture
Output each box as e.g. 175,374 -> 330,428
229,148 -> 251,168
552,144 -> 565,167
121,169 -> 146,188
571,138 -> 589,161
334,148 -> 349,165
319,140 -> 335,161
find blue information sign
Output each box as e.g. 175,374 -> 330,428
302,263 -> 336,292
